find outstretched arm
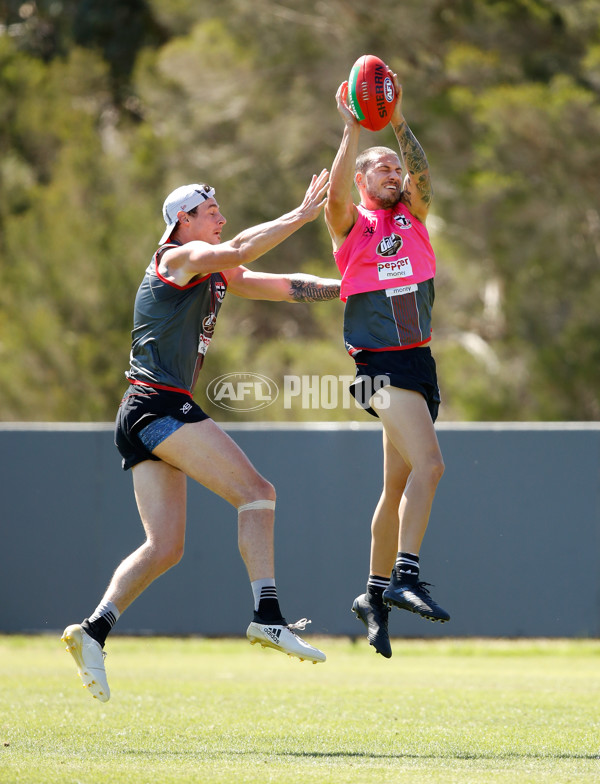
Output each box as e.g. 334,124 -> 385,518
162,170 -> 330,285
324,82 -> 361,251
225,267 -> 340,302
390,76 -> 433,223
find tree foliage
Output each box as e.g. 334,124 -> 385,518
0,0 -> 598,421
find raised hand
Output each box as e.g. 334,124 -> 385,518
297,168 -> 330,222
389,72 -> 404,127
336,81 -> 360,128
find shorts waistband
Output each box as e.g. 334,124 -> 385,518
128,378 -> 193,397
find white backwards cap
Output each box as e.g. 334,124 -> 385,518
158,183 -> 216,245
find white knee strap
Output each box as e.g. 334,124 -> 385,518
238,499 -> 276,513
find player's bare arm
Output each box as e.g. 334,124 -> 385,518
394,120 -> 432,216
289,275 -> 340,302
225,266 -> 340,302
325,82 -> 361,250
389,76 -> 432,223
161,170 -> 329,286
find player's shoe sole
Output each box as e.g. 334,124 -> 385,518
351,593 -> 392,658
61,624 -> 110,702
247,619 -> 326,663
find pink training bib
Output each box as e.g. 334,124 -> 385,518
334,203 -> 436,301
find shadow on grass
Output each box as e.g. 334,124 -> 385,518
118,749 -> 599,761
278,751 -> 600,760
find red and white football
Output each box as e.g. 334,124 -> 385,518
347,55 -> 397,132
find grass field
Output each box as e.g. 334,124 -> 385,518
1,635 -> 598,783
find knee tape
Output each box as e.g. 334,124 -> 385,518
237,499 -> 276,513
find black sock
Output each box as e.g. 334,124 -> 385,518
254,598 -> 286,625
81,617 -> 111,648
366,574 -> 388,602
394,552 -> 420,584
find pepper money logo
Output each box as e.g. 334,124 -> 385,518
206,372 -> 279,412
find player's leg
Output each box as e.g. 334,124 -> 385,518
62,460 -> 187,702
374,386 -> 444,551
373,386 -> 450,622
152,418 -> 325,663
352,431 -> 410,657
106,460 -> 187,611
152,418 -> 276,576
370,431 -> 411,576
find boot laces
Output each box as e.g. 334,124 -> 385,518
415,581 -> 434,597
287,618 -> 311,632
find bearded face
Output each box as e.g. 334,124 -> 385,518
364,179 -> 402,209
357,154 -> 403,210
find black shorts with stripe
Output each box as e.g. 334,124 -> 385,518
350,346 -> 441,421
114,384 -> 209,471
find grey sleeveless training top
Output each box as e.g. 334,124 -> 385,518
126,244 -> 227,393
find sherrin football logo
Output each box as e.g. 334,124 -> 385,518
374,64 -> 387,119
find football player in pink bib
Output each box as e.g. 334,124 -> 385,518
325,72 -> 450,659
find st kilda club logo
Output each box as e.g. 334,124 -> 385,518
214,282 -> 226,303
393,213 -> 412,229
376,233 -> 403,257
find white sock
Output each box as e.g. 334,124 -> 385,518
89,600 -> 120,627
251,578 -> 277,612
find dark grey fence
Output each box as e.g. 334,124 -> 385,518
1,422 -> 598,638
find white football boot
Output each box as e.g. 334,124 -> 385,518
62,624 -> 110,702
246,618 -> 326,663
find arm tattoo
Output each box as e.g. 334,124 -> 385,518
394,120 -> 432,206
289,277 -> 341,302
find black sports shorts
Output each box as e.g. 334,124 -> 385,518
350,346 -> 441,421
114,383 -> 210,471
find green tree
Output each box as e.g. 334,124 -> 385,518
0,0 -> 598,422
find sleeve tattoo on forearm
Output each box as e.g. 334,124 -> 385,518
395,121 -> 432,206
289,279 -> 341,302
